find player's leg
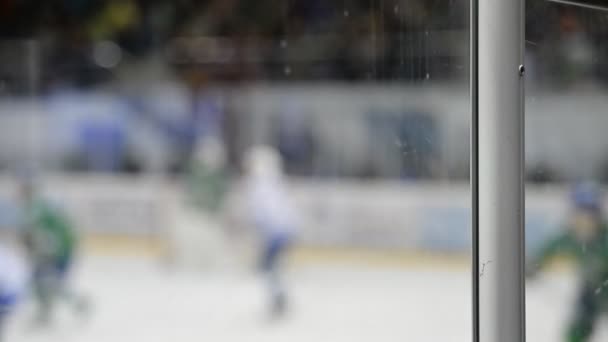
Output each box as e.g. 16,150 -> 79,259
0,314 -> 5,342
0,293 -> 18,341
31,264 -> 56,326
260,236 -> 289,316
54,255 -> 90,318
566,287 -> 597,342
0,312 -> 8,342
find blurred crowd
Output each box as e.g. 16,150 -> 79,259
0,0 -> 469,91
0,0 -> 606,179
0,0 -> 603,92
526,0 -> 608,87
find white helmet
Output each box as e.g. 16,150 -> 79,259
245,145 -> 283,180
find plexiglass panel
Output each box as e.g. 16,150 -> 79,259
525,1 -> 608,341
0,2 -> 470,341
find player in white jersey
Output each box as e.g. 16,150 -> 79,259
245,146 -> 298,317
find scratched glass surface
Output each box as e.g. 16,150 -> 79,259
0,1 -> 470,341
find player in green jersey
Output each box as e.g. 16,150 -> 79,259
528,183 -> 608,342
19,178 -> 88,327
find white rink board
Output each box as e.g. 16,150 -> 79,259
0,175 -> 174,237
0,175 -> 578,251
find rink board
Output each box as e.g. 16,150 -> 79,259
0,176 -> 576,255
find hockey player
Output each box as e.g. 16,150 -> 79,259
527,182 -> 608,342
244,146 -> 298,318
18,178 -> 88,327
187,137 -> 228,214
0,236 -> 27,341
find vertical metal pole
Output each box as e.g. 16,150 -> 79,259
470,0 -> 480,340
475,0 -> 525,341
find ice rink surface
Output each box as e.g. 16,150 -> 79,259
5,255 -> 608,342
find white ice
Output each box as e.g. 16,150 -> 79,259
5,255 -> 608,342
